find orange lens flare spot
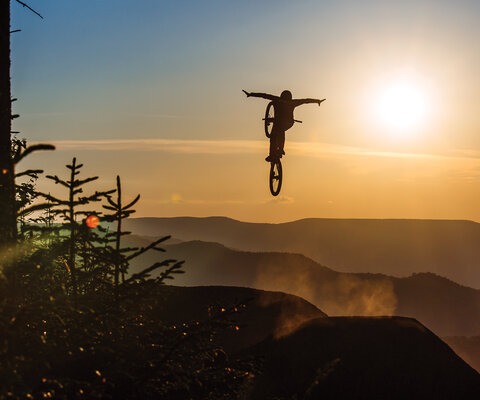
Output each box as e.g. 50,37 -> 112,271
85,215 -> 100,229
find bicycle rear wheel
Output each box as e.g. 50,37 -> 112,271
264,101 -> 275,138
269,160 -> 282,196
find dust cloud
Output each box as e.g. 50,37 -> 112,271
253,261 -> 397,337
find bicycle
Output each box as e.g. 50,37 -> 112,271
263,101 -> 301,196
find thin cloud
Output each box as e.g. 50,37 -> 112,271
22,112 -> 185,119
447,148 -> 480,159
47,139 -> 265,154
288,141 -> 442,160
154,194 -> 247,206
36,138 -> 480,164
148,194 -> 295,207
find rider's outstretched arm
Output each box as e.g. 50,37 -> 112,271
243,90 -> 278,101
294,98 -> 326,107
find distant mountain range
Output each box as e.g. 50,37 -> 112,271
124,216 -> 480,288
158,285 -> 480,399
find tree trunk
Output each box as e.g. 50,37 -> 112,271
0,0 -> 17,246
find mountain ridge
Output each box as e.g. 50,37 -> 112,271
124,216 -> 480,288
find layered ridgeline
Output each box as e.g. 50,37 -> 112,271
123,217 -> 480,288
123,217 -> 480,376
128,239 -> 480,338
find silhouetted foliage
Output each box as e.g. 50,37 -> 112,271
36,157 -> 114,300
0,148 -> 254,399
3,1 -> 253,391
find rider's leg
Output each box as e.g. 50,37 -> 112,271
272,130 -> 285,157
266,130 -> 283,161
266,128 -> 278,161
279,130 -> 285,155
266,138 -> 276,162
266,126 -> 287,161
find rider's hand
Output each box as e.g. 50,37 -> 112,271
242,90 -> 251,97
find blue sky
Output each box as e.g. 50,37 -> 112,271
10,0 -> 480,222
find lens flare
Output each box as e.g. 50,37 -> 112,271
85,215 -> 100,229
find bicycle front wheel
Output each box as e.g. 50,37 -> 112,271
264,101 -> 275,138
269,160 -> 282,196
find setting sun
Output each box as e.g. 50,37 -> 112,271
373,79 -> 431,137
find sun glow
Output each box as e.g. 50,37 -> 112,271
373,77 -> 431,138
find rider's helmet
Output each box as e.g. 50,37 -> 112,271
280,90 -> 292,100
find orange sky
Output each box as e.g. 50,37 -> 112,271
12,1 -> 480,222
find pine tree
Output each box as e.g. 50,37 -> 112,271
42,157 -> 114,299
102,175 -> 184,298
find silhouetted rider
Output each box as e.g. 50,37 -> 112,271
243,89 -> 325,161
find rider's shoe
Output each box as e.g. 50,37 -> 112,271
265,155 -> 274,162
266,153 -> 283,162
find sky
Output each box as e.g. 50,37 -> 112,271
10,0 -> 480,223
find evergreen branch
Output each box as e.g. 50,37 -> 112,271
74,176 -> 98,186
103,209 -> 136,221
106,196 -> 118,208
15,0 -> 44,19
104,230 -> 133,237
79,189 -> 115,204
125,235 -> 171,261
14,144 -> 55,163
107,231 -> 127,238
67,161 -> 83,170
10,29 -> 22,34
17,202 -> 55,217
102,205 -> 117,212
98,189 -> 117,197
72,188 -> 84,196
117,246 -> 140,254
46,175 -> 71,189
158,261 -> 185,283
15,169 -> 43,178
74,210 -> 103,217
122,210 -> 136,219
36,191 -> 60,202
122,259 -> 180,284
123,194 -> 141,210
